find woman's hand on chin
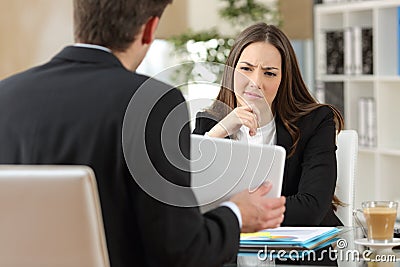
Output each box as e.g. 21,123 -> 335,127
207,105 -> 260,138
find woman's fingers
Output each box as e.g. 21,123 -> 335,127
235,107 -> 258,135
213,105 -> 260,137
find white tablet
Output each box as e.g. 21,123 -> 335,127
190,134 -> 286,213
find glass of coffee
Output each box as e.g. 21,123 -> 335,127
362,201 -> 398,243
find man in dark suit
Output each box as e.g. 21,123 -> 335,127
0,0 -> 285,266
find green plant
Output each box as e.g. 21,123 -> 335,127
167,0 -> 281,82
169,29 -> 234,64
219,0 -> 282,31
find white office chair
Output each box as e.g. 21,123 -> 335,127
334,130 -> 358,226
0,165 -> 110,267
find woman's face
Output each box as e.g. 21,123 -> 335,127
234,41 -> 282,112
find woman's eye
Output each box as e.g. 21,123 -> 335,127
240,67 -> 251,71
265,72 -> 277,77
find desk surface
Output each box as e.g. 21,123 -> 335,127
229,227 -> 400,267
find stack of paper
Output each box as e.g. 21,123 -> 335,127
240,227 -> 341,253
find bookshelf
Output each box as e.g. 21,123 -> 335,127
314,0 -> 400,209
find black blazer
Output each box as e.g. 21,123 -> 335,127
193,106 -> 343,227
0,46 -> 239,267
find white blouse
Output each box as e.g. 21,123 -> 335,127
236,118 -> 277,145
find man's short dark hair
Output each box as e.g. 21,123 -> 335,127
73,0 -> 172,51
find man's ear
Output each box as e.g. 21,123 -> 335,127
142,16 -> 160,45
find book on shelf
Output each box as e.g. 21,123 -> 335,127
361,27 -> 373,74
344,27 -> 353,75
343,26 -> 373,75
314,80 -> 325,103
315,81 -> 345,120
356,27 -> 373,75
317,31 -> 327,75
353,26 -> 363,74
326,30 -> 344,74
358,97 -> 367,147
239,227 -> 341,253
358,97 -> 376,147
366,97 -> 376,147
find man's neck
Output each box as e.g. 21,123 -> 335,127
113,41 -> 149,72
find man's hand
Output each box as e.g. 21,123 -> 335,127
230,182 -> 285,233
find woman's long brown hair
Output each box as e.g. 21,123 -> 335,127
206,22 -> 345,209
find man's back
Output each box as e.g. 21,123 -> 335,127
0,46 -> 240,267
0,46 -> 147,266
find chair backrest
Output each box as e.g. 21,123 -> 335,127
335,130 -> 358,226
0,165 -> 110,267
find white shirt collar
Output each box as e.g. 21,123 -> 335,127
74,43 -> 112,53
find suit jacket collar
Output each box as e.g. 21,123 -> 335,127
53,46 -> 125,68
